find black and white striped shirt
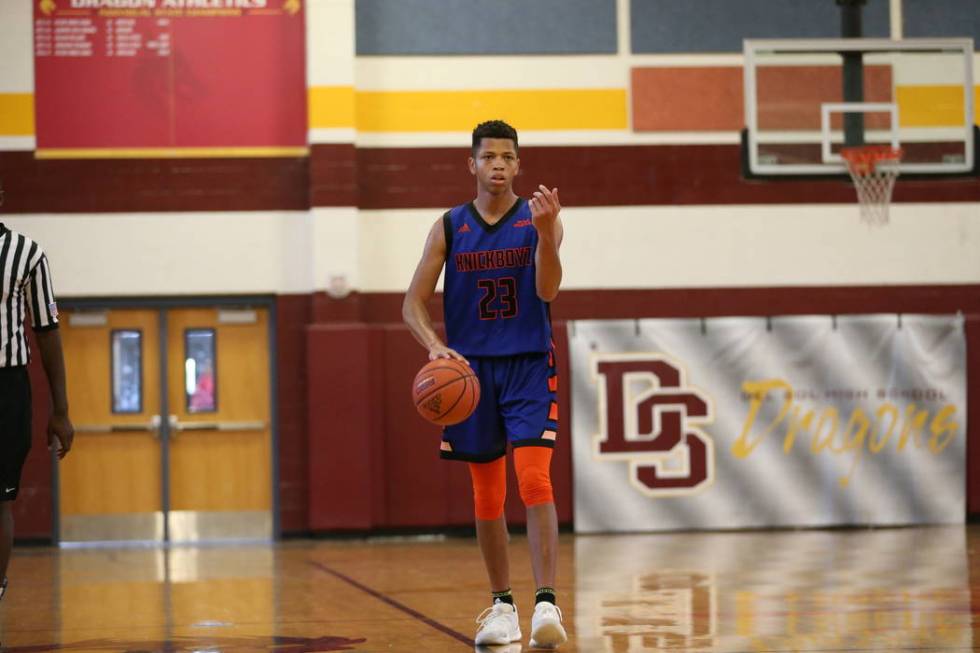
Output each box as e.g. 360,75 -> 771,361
0,223 -> 59,367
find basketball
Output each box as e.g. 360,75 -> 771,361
412,358 -> 481,426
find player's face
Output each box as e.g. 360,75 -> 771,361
469,138 -> 519,194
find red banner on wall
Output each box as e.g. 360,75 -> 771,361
33,0 -> 307,158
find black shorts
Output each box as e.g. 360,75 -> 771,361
0,366 -> 32,502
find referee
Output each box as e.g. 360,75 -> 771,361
0,183 -> 74,603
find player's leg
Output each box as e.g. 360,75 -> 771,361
469,456 -> 520,645
440,358 -> 520,645
470,456 -> 510,593
515,446 -> 565,648
518,447 -> 558,591
502,349 -> 566,648
468,456 -> 521,645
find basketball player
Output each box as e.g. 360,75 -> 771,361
403,121 -> 566,648
0,183 -> 74,605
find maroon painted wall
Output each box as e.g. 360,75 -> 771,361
306,325 -> 385,530
299,285 -> 980,533
0,152 -> 309,213
2,145 -> 977,215
276,294 -> 313,533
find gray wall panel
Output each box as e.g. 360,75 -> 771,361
904,0 -> 980,40
356,0 -> 617,55
631,0 -> 890,53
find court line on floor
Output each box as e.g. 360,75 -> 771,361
308,559 -> 476,648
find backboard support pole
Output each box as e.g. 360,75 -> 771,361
839,0 -> 867,146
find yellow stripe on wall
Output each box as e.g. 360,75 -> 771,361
308,86 -> 356,129
973,85 -> 978,127
355,89 -> 628,132
35,147 -> 308,159
0,93 -> 35,136
12,85 -> 978,139
5,87 -> 628,135
896,85 -> 980,128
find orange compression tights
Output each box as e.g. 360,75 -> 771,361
468,457 -> 507,521
514,446 -> 554,507
468,447 -> 555,519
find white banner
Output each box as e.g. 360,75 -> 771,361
570,315 -> 966,532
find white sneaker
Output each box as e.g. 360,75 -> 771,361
475,645 -> 522,653
474,602 -> 521,646
529,601 -> 567,649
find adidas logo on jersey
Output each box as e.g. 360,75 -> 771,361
513,219 -> 532,228
457,223 -> 471,234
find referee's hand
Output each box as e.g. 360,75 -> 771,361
48,413 -> 74,459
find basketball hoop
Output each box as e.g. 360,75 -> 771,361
840,145 -> 903,226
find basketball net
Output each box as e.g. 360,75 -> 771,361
840,145 -> 903,226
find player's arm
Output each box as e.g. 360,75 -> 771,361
402,218 -> 467,362
530,185 -> 563,302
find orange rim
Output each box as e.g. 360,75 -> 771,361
841,145 -> 903,174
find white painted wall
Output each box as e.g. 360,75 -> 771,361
0,1 -> 36,150
361,203 -> 980,292
0,1 -> 33,94
3,212 -> 314,296
306,0 -> 355,88
6,203 -> 977,297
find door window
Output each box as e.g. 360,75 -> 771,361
185,329 -> 217,413
111,329 -> 143,414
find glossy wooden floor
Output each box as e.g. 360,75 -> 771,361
0,525 -> 975,652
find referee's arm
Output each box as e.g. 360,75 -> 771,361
27,255 -> 74,458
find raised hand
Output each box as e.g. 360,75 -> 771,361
529,185 -> 560,236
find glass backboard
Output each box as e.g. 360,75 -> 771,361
743,38 -> 976,176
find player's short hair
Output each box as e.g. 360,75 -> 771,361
472,120 -> 518,156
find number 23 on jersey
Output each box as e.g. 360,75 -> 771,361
477,277 -> 518,320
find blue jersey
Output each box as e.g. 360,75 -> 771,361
442,199 -> 552,357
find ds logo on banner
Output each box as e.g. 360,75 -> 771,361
593,354 -> 714,497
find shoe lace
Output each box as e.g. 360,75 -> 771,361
476,607 -> 494,625
476,604 -> 511,626
536,603 -> 563,622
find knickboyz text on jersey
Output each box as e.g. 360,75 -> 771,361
455,247 -> 532,273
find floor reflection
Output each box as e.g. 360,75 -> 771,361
1,635 -> 366,652
575,527 -> 972,652
0,527 -> 975,652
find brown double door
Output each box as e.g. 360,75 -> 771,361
57,306 -> 273,543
